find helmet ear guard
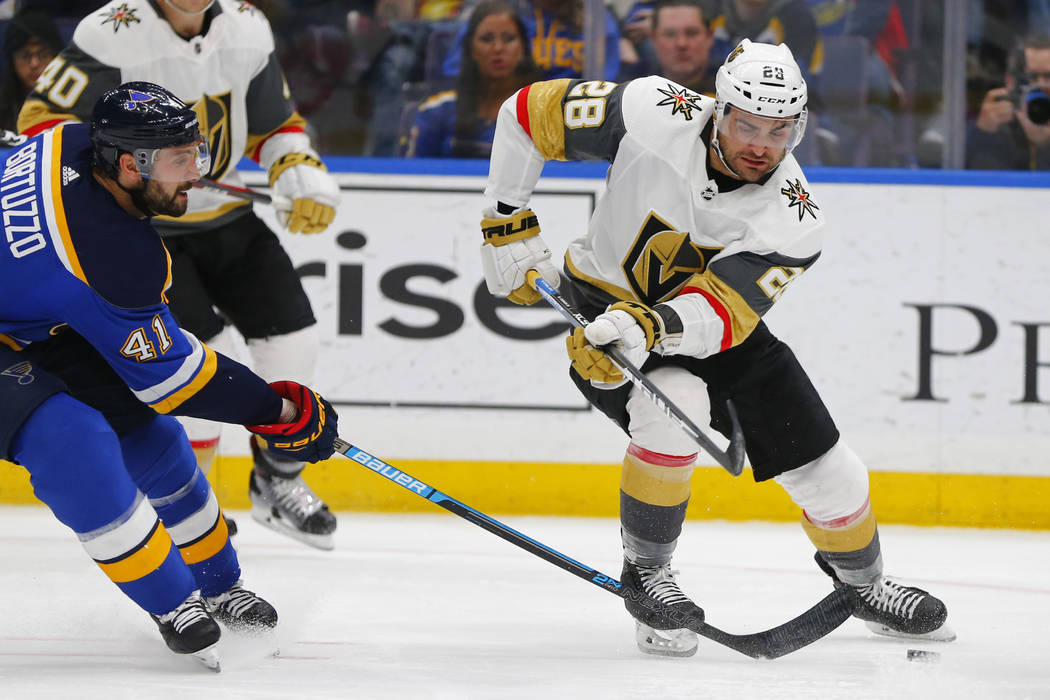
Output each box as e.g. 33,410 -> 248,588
91,81 -> 210,181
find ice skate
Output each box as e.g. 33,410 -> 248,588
634,621 -> 699,657
816,553 -> 955,642
151,591 -> 222,672
204,580 -> 278,634
621,560 -> 704,657
249,440 -> 336,550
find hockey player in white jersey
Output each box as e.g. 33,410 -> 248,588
480,39 -> 955,656
19,0 -> 340,549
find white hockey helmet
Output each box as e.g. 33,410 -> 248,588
713,39 -> 808,155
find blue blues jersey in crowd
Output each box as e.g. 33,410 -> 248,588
0,124 -> 279,424
442,3 -> 621,81
407,91 -> 497,158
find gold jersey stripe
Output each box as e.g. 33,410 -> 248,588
0,334 -> 21,350
149,344 -> 218,414
178,513 -> 229,565
96,522 -> 173,583
801,505 -> 878,553
681,271 -> 761,349
244,111 -> 310,161
620,453 -> 695,507
525,79 -> 572,161
16,99 -> 76,135
564,252 -> 635,301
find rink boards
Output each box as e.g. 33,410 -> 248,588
2,161 -> 1049,528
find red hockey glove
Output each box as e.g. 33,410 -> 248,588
246,381 -> 338,462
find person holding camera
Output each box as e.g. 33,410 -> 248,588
968,33 -> 1050,170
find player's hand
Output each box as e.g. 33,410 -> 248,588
269,153 -> 340,234
479,206 -> 559,305
569,301 -> 660,384
246,381 -> 338,462
566,327 -> 628,387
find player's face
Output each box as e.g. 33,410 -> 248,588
715,107 -> 797,181
140,178 -> 194,217
471,13 -> 525,80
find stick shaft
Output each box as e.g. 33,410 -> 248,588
527,272 -> 746,476
192,178 -> 272,204
333,438 -> 852,658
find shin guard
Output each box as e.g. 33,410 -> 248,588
121,415 -> 239,597
619,443 -> 696,566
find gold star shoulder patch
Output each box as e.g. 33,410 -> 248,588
655,83 -> 702,121
101,3 -> 141,32
780,178 -> 820,221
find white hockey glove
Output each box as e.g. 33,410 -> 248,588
268,152 -> 340,234
479,206 -> 559,305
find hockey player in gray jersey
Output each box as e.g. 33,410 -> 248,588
480,39 -> 955,656
19,0 -> 340,549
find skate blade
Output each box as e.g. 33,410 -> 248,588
635,622 -> 698,658
864,620 -> 957,642
250,505 -> 335,551
192,643 -> 221,672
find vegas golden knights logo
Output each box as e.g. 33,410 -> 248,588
191,91 -> 233,179
621,213 -> 722,304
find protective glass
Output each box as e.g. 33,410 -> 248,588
717,106 -> 806,152
134,136 -> 211,182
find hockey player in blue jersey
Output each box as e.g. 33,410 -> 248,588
0,82 -> 339,670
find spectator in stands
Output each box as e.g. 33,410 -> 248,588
709,0 -> 822,81
407,0 -> 538,157
650,0 -> 716,94
968,33 -> 1050,169
0,8 -> 61,132
442,0 -> 621,81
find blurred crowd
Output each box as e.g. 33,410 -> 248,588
3,0 -> 1050,169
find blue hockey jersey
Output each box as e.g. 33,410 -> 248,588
0,124 -> 279,424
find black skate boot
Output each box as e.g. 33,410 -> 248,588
151,591 -> 221,671
204,580 -> 278,634
815,553 -> 955,641
249,438 -> 336,550
621,559 -> 705,657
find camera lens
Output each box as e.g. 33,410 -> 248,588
1024,89 -> 1050,124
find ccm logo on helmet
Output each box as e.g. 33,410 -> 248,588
757,96 -> 788,103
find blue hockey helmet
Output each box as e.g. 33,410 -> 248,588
91,81 -> 210,181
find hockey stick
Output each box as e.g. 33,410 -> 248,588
334,437 -> 854,659
526,271 -> 747,477
192,177 -> 274,204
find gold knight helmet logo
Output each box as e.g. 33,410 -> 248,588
190,92 -> 234,179
622,213 -> 722,304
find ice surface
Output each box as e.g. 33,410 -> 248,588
0,506 -> 1047,699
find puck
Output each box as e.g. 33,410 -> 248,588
906,649 -> 940,662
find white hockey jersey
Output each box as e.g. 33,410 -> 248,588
485,75 -> 825,353
18,0 -> 307,233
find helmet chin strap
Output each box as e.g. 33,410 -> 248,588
710,125 -> 743,179
163,0 -> 215,15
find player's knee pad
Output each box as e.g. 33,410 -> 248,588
774,439 -> 869,521
13,397 -> 196,613
246,324 -> 319,384
123,415 -> 238,595
120,414 -> 198,497
626,365 -> 709,456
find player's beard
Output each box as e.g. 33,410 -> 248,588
128,179 -> 191,218
719,141 -> 786,182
